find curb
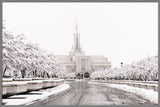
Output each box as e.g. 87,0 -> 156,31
25,84 -> 71,105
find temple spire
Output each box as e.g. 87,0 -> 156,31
75,19 -> 78,33
72,19 -> 81,52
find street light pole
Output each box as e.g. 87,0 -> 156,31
121,62 -> 123,68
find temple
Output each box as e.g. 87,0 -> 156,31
56,21 -> 111,78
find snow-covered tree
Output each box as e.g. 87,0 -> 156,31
2,28 -> 68,78
91,56 -> 158,81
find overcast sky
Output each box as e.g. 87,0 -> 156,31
3,3 -> 158,67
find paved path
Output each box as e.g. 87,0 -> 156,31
31,80 -> 153,105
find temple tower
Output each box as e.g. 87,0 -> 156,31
72,20 -> 82,52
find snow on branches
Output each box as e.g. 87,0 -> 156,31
64,73 -> 76,79
91,56 -> 158,81
2,29 -> 68,78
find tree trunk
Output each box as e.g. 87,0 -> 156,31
3,66 -> 7,75
21,68 -> 27,78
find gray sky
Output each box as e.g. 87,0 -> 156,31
3,3 -> 158,67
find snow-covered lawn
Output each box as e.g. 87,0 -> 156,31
89,81 -> 158,104
3,83 -> 70,105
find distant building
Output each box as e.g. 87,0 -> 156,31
56,21 -> 111,79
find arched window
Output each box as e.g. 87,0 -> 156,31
81,59 -> 85,70
76,36 -> 78,50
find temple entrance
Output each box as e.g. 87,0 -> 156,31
77,73 -> 83,79
84,72 -> 89,78
81,74 -> 83,79
77,73 -> 80,79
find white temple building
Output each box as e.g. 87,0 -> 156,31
56,21 -> 111,78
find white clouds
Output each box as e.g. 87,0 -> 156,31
3,3 -> 158,67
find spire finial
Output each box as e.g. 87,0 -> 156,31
75,19 -> 78,33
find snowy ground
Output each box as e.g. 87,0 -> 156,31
31,80 -> 154,105
75,79 -> 83,81
89,81 -> 158,104
2,83 -> 70,105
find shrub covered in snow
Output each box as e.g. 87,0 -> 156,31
2,29 -> 68,78
91,56 -> 158,81
64,73 -> 76,79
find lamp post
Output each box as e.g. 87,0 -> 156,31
121,62 -> 123,68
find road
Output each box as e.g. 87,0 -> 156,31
31,80 -> 153,105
